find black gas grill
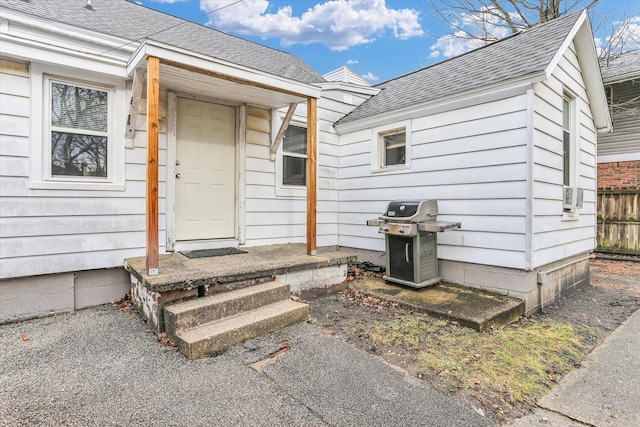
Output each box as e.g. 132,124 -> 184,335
367,200 -> 460,288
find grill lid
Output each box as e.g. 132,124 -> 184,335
380,200 -> 438,223
384,201 -> 421,218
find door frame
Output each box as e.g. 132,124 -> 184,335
165,91 -> 246,252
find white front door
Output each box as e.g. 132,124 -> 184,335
176,98 -> 236,241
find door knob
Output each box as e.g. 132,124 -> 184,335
176,173 -> 181,178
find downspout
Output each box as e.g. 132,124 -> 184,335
525,87 -> 534,272
525,87 -> 537,309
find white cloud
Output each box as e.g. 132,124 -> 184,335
346,59 -> 358,65
611,16 -> 640,50
361,72 -> 379,82
592,16 -> 640,58
429,7 -> 517,59
200,0 -> 424,51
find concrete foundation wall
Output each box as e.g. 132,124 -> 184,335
279,265 -> 348,294
441,253 -> 591,315
0,268 -> 129,323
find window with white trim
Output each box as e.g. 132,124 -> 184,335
282,124 -> 307,187
371,120 -> 412,172
562,94 -> 572,187
49,80 -> 110,178
29,65 -> 125,191
561,91 -> 582,216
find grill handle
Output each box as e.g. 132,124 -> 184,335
405,243 -> 410,263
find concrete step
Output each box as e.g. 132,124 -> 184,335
164,281 -> 292,337
174,299 -> 309,360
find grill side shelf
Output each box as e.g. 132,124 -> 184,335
418,221 -> 461,232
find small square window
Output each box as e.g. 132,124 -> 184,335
370,121 -> 411,172
49,79 -> 111,179
282,125 -> 307,187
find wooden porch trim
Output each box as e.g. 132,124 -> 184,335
146,56 -> 160,275
306,97 -> 317,255
159,58 -> 312,99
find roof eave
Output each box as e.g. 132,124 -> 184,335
545,10 -> 611,132
128,39 -> 322,100
334,73 -> 545,134
603,73 -> 640,85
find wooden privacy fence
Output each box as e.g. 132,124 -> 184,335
597,189 -> 640,255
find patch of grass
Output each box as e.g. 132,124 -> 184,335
353,317 -> 586,405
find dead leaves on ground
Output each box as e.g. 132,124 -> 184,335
343,289 -> 400,311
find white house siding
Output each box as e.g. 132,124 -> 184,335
0,61 -> 167,282
243,87 -> 368,248
531,42 -> 597,268
244,105 -> 308,246
337,94 -> 530,270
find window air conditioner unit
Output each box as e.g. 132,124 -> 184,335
563,186 -> 584,210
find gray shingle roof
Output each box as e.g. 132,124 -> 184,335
601,49 -> 640,83
337,10 -> 584,125
2,0 -> 324,84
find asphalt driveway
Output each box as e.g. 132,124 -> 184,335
0,305 -> 491,426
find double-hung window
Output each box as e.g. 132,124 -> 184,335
49,79 -> 110,179
282,124 -> 307,187
562,95 -> 572,187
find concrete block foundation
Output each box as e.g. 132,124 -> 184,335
0,268 -> 130,323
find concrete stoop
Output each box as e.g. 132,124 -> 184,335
164,281 -> 309,359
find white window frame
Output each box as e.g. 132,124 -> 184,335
371,120 -> 412,172
29,64 -> 126,190
561,90 -> 581,218
275,120 -> 307,198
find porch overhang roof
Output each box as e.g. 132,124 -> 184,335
127,39 -> 321,108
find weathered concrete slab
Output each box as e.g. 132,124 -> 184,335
349,278 -> 524,331
125,244 -> 355,293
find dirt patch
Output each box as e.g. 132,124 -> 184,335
306,258 -> 640,425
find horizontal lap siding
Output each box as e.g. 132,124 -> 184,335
244,106 -> 304,245
598,80 -> 640,159
0,64 -> 164,279
337,95 -> 529,269
531,43 -> 597,267
244,90 -> 364,247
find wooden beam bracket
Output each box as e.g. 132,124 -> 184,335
125,67 -> 146,148
270,103 -> 297,161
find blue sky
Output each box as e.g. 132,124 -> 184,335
138,0 -> 640,83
